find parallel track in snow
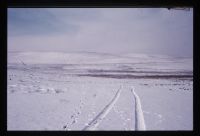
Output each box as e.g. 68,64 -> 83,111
83,86 -> 122,130
83,86 -> 146,130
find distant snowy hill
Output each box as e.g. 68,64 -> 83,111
8,51 -> 193,71
8,51 -> 117,64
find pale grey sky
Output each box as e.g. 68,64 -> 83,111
8,8 -> 193,57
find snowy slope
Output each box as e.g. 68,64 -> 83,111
7,52 -> 193,130
8,51 -> 193,74
8,51 -> 119,64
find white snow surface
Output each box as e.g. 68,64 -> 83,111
7,52 -> 193,130
131,87 -> 146,130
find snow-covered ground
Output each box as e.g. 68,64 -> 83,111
7,52 -> 193,130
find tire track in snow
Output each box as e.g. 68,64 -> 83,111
131,87 -> 146,130
83,86 -> 122,130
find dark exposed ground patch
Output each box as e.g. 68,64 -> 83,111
78,74 -> 193,80
87,69 -> 192,75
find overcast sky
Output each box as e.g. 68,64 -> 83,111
8,8 -> 193,57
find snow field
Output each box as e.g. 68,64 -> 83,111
7,52 -> 193,130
